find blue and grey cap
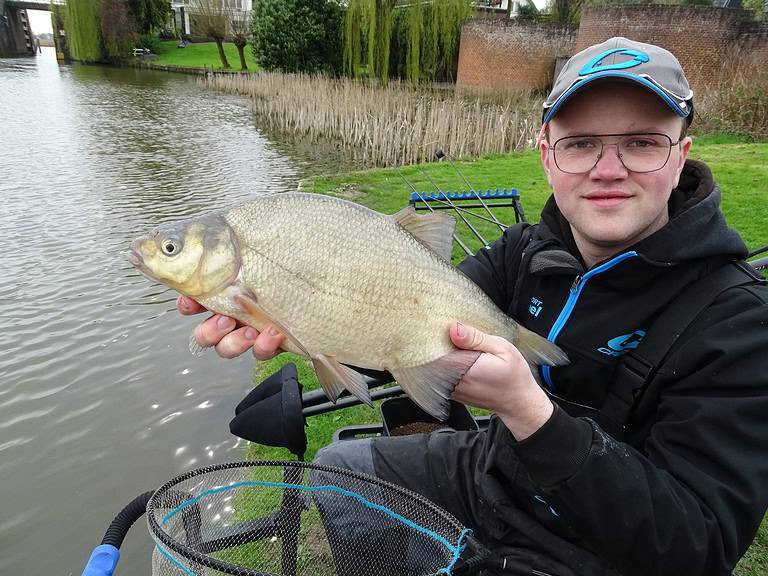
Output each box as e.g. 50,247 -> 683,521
542,37 -> 694,125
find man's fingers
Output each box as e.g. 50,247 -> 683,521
251,326 -> 285,361
214,326 -> 261,359
191,314 -> 284,360
450,322 -> 512,356
177,295 -> 207,315
193,314 -> 237,348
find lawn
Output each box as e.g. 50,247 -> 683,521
243,139 -> 767,575
151,40 -> 260,71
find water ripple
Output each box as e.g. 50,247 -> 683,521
0,52 -> 361,576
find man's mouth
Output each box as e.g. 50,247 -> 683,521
584,192 -> 632,207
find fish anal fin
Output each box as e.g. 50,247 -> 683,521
392,206 -> 456,261
312,355 -> 372,406
391,350 -> 481,421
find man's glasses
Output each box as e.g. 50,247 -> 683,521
551,133 -> 681,174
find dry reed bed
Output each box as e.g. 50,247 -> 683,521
201,72 -> 541,167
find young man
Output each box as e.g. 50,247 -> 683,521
178,38 -> 768,575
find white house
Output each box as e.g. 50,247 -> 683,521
170,0 -> 251,36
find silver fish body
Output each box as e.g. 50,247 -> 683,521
129,192 -> 567,420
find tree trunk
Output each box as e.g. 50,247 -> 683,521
236,43 -> 247,70
215,38 -> 230,68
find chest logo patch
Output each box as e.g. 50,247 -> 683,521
529,296 -> 543,318
598,330 -> 646,357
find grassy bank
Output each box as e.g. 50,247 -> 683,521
151,40 -> 260,71
242,140 -> 766,575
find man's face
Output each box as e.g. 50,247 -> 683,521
540,83 -> 692,263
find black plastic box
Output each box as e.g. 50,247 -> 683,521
380,397 -> 479,436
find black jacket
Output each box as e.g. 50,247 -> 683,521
457,160 -> 768,576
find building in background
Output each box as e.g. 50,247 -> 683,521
170,0 -> 251,38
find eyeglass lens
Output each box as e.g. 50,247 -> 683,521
553,133 -> 674,174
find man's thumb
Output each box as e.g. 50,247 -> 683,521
451,322 -> 510,355
451,322 -> 483,349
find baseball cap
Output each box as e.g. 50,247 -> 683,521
542,37 -> 694,125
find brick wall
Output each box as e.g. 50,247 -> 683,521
456,6 -> 768,91
577,5 -> 768,90
456,19 -> 576,90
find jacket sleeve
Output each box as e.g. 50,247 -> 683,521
456,222 -> 531,311
495,286 -> 768,576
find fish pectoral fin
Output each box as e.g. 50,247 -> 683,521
390,350 -> 481,422
312,355 -> 372,406
232,291 -> 310,357
392,205 -> 456,262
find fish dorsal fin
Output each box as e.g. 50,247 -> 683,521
390,349 -> 481,421
392,206 -> 456,261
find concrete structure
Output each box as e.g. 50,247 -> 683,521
1,0 -> 33,56
1,0 -> 58,57
456,5 -> 768,92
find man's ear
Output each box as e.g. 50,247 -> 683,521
672,136 -> 693,188
540,139 -> 553,186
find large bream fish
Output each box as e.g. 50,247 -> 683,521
128,192 -> 567,420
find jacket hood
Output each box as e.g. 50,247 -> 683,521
537,159 -> 748,267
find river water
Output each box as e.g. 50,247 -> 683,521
0,48 -> 358,575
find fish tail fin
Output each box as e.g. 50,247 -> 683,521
515,325 -> 569,367
391,350 -> 482,422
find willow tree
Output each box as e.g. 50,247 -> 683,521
343,0 -> 397,82
407,0 -> 471,83
343,0 -> 471,84
63,0 -> 103,62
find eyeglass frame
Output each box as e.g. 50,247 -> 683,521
548,132 -> 683,175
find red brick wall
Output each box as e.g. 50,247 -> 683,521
577,5 -> 768,91
456,7 -> 768,91
456,19 -> 576,90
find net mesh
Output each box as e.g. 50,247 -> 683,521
148,460 -> 473,576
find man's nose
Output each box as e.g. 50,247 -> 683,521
591,143 -> 627,177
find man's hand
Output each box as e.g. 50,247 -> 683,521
449,322 -> 554,441
176,295 -> 284,360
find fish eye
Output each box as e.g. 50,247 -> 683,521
161,238 -> 183,256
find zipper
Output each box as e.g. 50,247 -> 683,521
541,251 -> 639,391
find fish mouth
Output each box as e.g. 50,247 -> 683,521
127,248 -> 154,279
127,249 -> 144,268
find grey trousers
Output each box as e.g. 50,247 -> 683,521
312,430 -> 615,576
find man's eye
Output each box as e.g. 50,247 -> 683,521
625,138 -> 659,149
567,139 -> 597,150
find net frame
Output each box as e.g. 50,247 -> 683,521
147,460 -> 478,576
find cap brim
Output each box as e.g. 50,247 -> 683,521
543,72 -> 691,125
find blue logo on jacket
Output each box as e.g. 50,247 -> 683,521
598,330 -> 646,357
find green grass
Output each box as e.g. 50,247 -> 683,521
151,40 -> 260,71
243,140 -> 767,573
